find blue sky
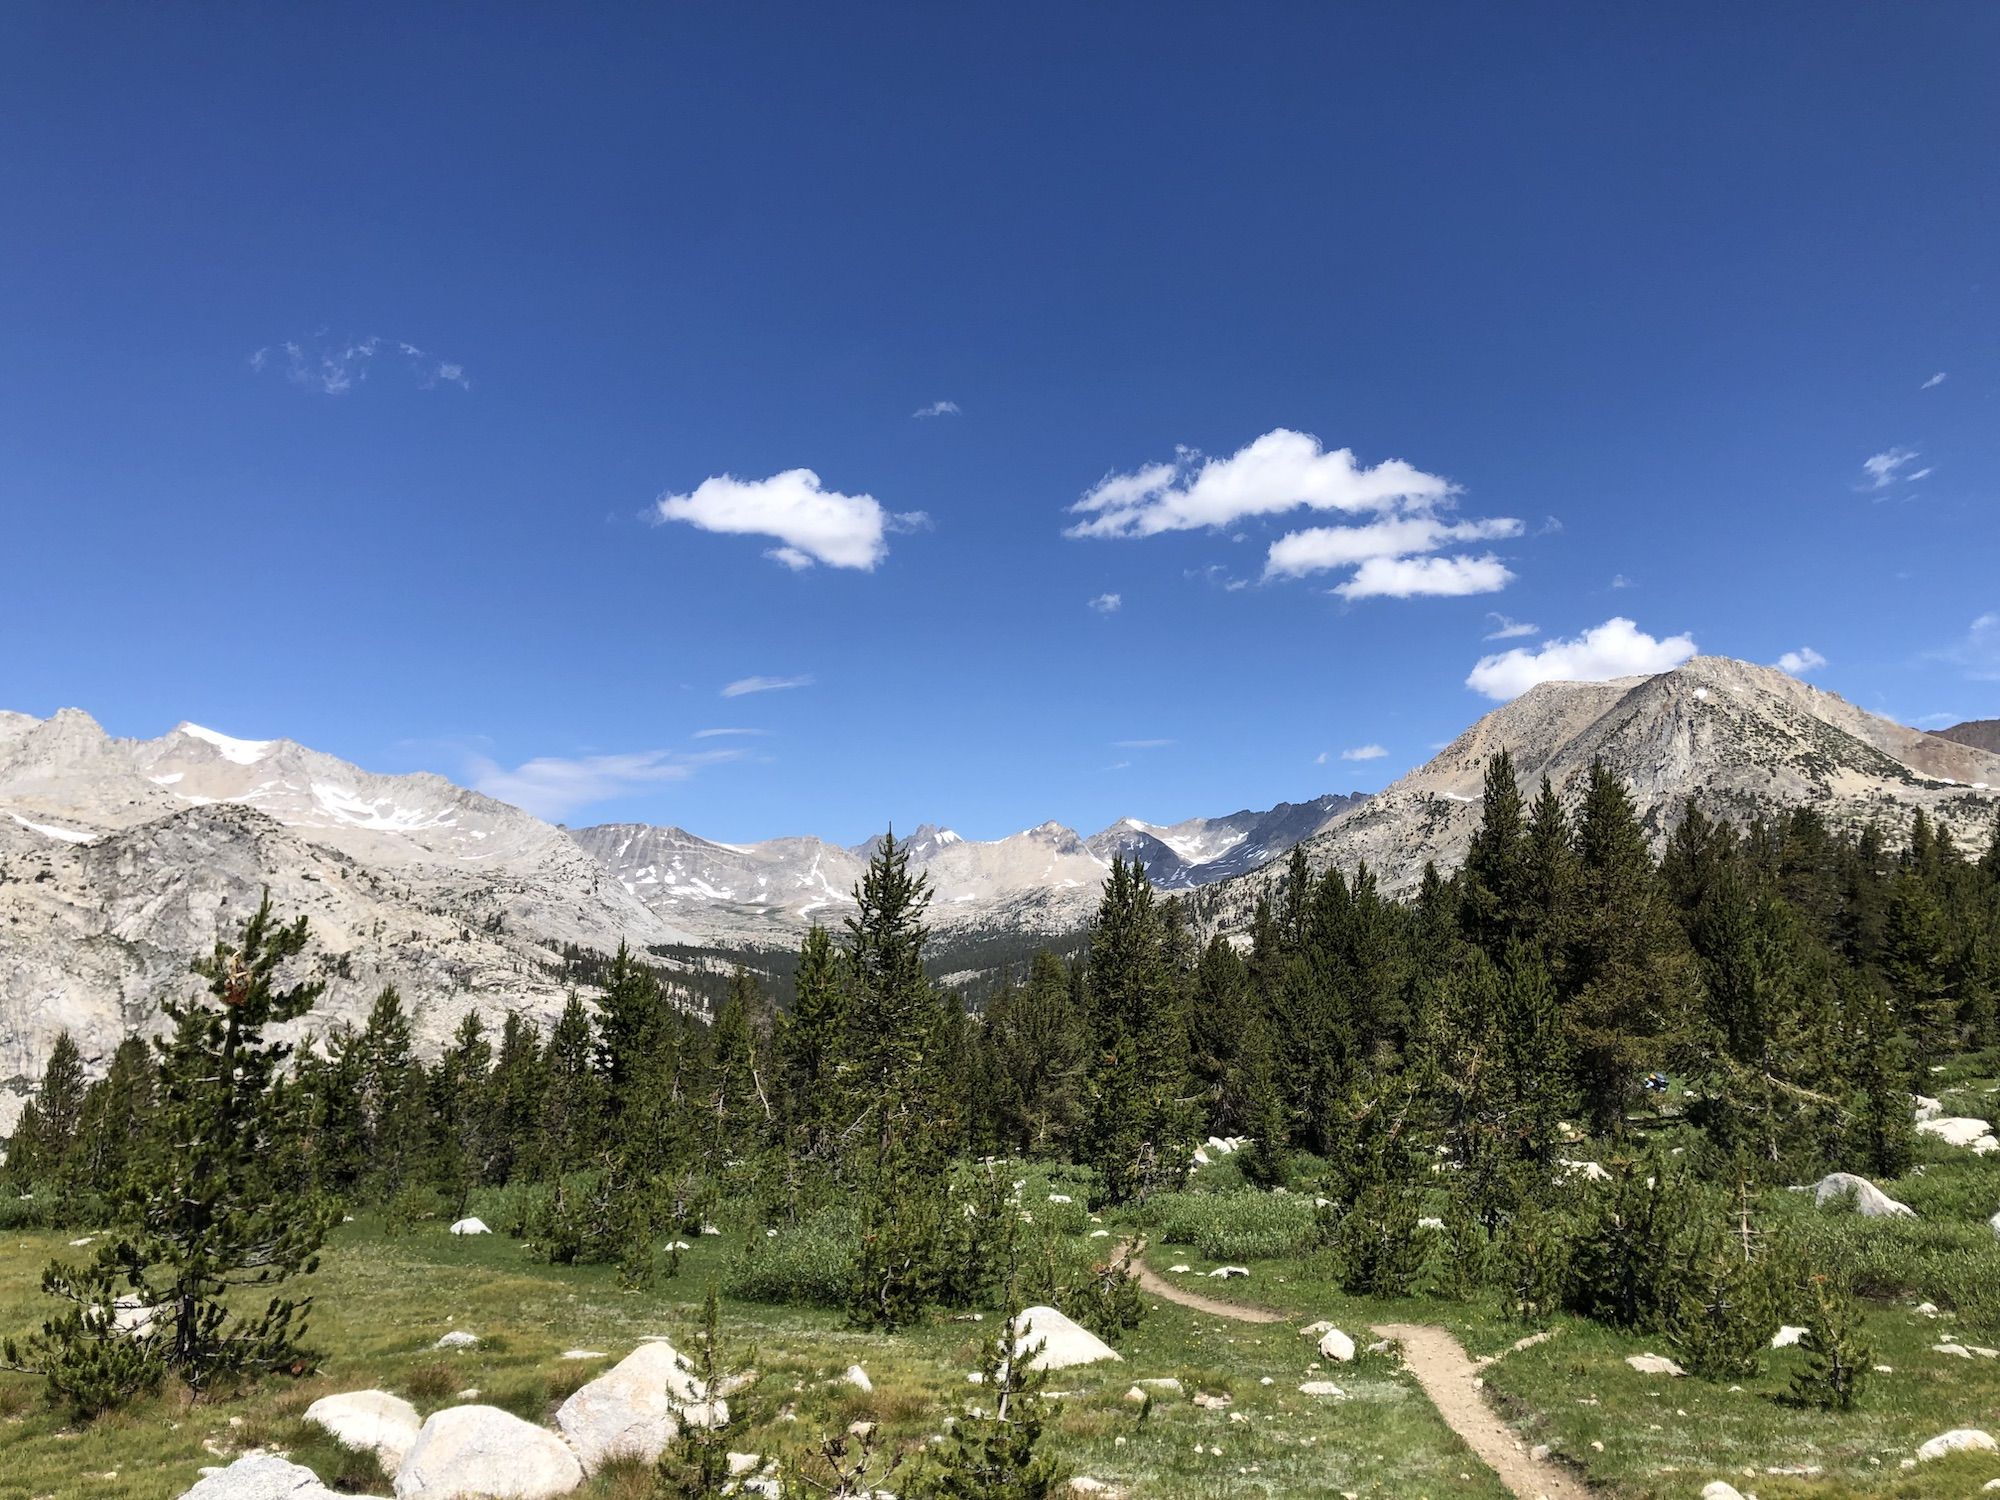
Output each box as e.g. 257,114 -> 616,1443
2,4 -> 1996,843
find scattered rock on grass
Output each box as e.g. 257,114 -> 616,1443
1770,1325 -> 1807,1349
394,1406 -> 583,1499
844,1364 -> 873,1393
302,1391 -> 421,1473
1918,1117 -> 2000,1152
1802,1172 -> 1915,1219
1624,1353 -> 1684,1377
433,1331 -> 479,1351
1916,1428 -> 1998,1462
447,1218 -> 489,1236
1700,1484 -> 1746,1500
1297,1381 -> 1345,1397
1316,1328 -> 1356,1363
1012,1306 -> 1121,1370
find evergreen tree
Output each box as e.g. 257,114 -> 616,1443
914,1305 -> 1066,1500
486,1012 -> 548,1186
1789,1273 -> 1872,1411
776,924 -> 852,1174
431,1011 -> 494,1215
536,993 -> 604,1179
7,899 -> 338,1406
68,1036 -> 157,1195
3,1032 -> 87,1189
981,951 -> 1089,1159
1460,750 -> 1529,957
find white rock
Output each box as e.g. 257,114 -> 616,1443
177,1454 -> 354,1500
1700,1484 -> 1747,1500
560,1350 -> 607,1360
447,1218 -> 490,1236
303,1391 -> 422,1472
1914,1095 -> 1944,1122
1918,1117 -> 1999,1151
1625,1353 -> 1684,1377
1137,1377 -> 1183,1391
1805,1172 -> 1915,1219
726,1453 -> 760,1477
844,1364 -> 873,1393
1297,1381 -> 1345,1397
1047,1193 -> 1073,1204
394,1406 -> 584,1499
1299,1320 -> 1335,1337
111,1295 -> 157,1339
1770,1325 -> 1808,1349
1012,1306 -> 1122,1371
1558,1159 -> 1611,1183
1168,1264 -> 1191,1274
1916,1428 -> 1998,1462
1192,1149 -> 1212,1166
1207,1266 -> 1248,1279
1317,1329 -> 1356,1363
555,1341 -> 726,1473
433,1331 -> 479,1350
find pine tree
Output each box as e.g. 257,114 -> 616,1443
776,924 -> 852,1173
431,1011 -> 494,1215
68,1037 -> 157,1197
981,951 -> 1089,1159
486,1012 -> 548,1186
652,1286 -> 739,1498
1882,873 -> 1959,1065
1460,751 -> 1528,957
536,993 -> 604,1179
7,899 -> 338,1406
913,1303 -> 1066,1500
1789,1273 -> 1871,1411
1080,858 -> 1194,1205
2,1032 -> 88,1189
1842,977 -> 1915,1179
1671,1240 -> 1771,1381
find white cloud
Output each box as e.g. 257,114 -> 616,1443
721,674 -> 814,698
913,399 -> 961,418
1113,738 -> 1175,749
655,469 -> 923,571
1065,429 -> 1457,540
469,747 -> 738,821
1336,554 -> 1513,600
1484,613 -> 1539,640
1089,593 -> 1122,614
1314,750 -> 1331,765
1263,516 -> 1522,581
1774,647 -> 1828,676
1937,612 -> 2000,681
249,334 -> 469,395
693,726 -> 772,739
1921,372 -> 1947,390
1465,617 -> 1698,701
1609,573 -> 1633,590
1340,744 -> 1388,761
1860,447 -> 1923,491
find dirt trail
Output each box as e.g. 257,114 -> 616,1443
1128,1249 -> 1591,1500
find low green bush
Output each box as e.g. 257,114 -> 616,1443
1140,1188 -> 1318,1260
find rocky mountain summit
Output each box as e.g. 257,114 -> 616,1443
1936,719 -> 2000,756
1200,656 -> 2000,925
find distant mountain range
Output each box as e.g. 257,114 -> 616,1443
3,658 -> 1995,1126
0,709 -> 1360,1124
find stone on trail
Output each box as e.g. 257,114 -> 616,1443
447,1218 -> 490,1236
433,1331 -> 479,1350
1012,1306 -> 1121,1370
1316,1328 -> 1356,1363
556,1340 -> 726,1473
1803,1172 -> 1915,1219
1916,1428 -> 1998,1462
178,1454 -> 364,1500
1297,1381 -> 1345,1397
1770,1325 -> 1808,1349
1624,1353 -> 1684,1376
303,1391 -> 422,1472
394,1405 -> 583,1499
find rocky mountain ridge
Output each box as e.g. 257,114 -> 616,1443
1197,656 -> 2000,928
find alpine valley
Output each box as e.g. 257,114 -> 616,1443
3,653 -> 1995,1126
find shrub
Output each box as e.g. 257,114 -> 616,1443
1141,1189 -> 1317,1261
726,1207 -> 860,1308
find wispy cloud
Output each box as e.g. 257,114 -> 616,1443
1112,738 -> 1175,749
1484,613 -> 1538,640
912,399 -> 961,418
721,674 -> 814,698
654,470 -> 926,571
1088,592 -> 1122,614
1466,617 -> 1697,701
1934,613 -> 2000,681
1264,516 -> 1522,582
1921,372 -> 1948,390
1773,647 -> 1828,676
693,726 -> 773,739
1609,573 -> 1633,590
248,335 -> 470,395
1340,744 -> 1388,761
1860,447 -> 1925,491
469,747 -> 739,820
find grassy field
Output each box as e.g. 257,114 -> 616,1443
11,1070 -> 2000,1500
0,1212 -> 1512,1500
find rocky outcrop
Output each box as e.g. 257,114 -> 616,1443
179,1454 -> 379,1500
1011,1306 -> 1121,1371
303,1391 -> 422,1472
393,1405 -> 583,1499
1804,1172 -> 1915,1219
554,1340 -> 726,1473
